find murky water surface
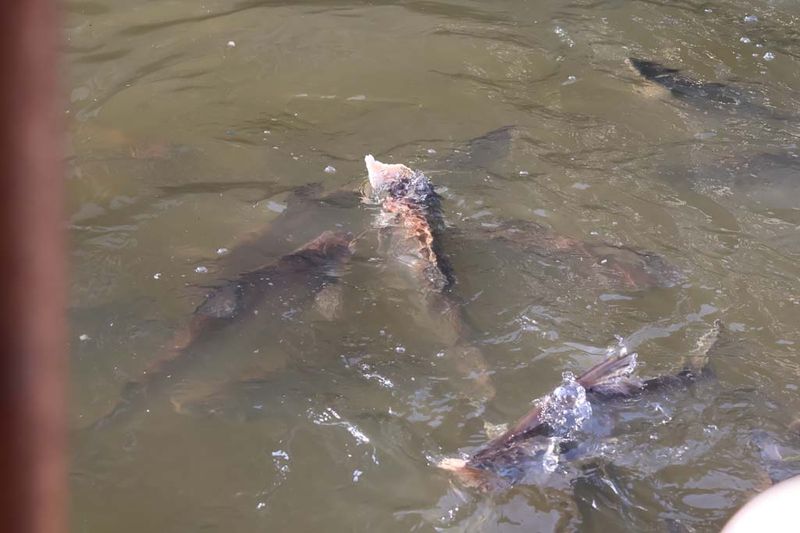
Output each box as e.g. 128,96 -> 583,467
68,1 -> 800,531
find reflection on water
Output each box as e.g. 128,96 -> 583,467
68,0 -> 800,531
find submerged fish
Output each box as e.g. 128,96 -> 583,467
626,58 -> 786,119
627,58 -> 744,106
193,127 -> 517,273
439,322 -> 722,491
365,155 -> 493,398
93,230 -> 354,427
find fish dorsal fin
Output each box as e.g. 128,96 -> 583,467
364,154 -> 414,191
576,350 -> 638,391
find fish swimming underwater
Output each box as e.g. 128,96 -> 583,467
472,219 -> 683,291
627,58 -> 744,106
93,230 -> 354,427
439,322 -> 722,491
627,58 -> 787,120
364,155 -> 494,398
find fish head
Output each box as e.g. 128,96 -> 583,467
364,154 -> 414,194
626,57 -> 680,80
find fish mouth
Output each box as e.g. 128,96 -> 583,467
364,154 -> 414,192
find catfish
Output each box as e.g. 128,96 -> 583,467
627,58 -> 787,120
364,155 -> 494,398
472,219 -> 683,291
162,127 -> 518,277
439,321 -> 722,491
93,230 -> 354,427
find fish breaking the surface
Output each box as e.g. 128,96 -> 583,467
365,155 -> 493,399
439,322 -> 722,491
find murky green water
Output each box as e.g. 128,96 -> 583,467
67,1 -> 800,531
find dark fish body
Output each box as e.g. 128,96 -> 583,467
627,58 -> 789,120
94,230 -> 353,426
440,322 -> 722,490
628,58 -> 743,105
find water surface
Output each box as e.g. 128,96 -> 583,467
68,1 -> 800,531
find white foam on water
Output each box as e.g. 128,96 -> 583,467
540,372 -> 593,438
358,363 -> 395,389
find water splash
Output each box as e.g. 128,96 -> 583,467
357,363 -> 395,389
540,372 -> 593,438
541,437 -> 560,473
606,335 -> 629,358
271,449 -> 290,477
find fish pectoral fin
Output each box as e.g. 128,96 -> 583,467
578,351 -> 638,391
396,254 -> 422,269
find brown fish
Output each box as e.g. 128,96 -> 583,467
93,230 -> 354,427
365,155 -> 493,399
439,322 -> 722,490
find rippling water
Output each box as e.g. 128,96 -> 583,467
68,1 -> 800,531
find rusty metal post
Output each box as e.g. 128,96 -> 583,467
0,1 -> 66,533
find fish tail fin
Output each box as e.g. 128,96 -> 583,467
577,350 -> 642,395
